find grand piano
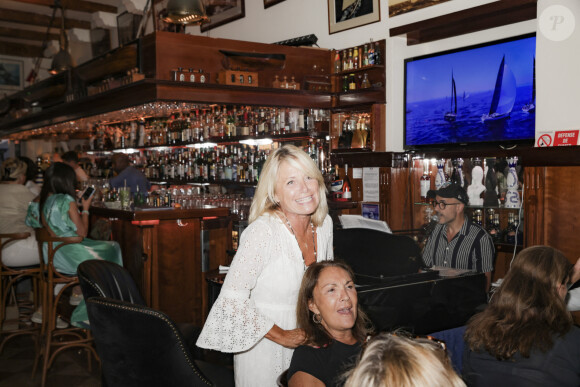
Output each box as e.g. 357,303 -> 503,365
334,228 -> 487,335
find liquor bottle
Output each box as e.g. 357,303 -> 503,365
334,50 -> 342,73
34,156 -> 44,185
368,40 -> 375,65
360,73 -> 371,89
342,76 -> 349,92
342,50 -> 348,72
342,164 -> 352,200
473,209 -> 483,226
353,46 -> 359,70
347,49 -> 353,70
485,209 -> 500,242
420,160 -> 431,203
348,74 -> 356,90
373,41 -> 382,65
362,44 -> 369,67
435,159 -> 448,189
504,213 -> 516,244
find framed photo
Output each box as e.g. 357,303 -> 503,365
264,0 -> 285,8
201,0 -> 245,32
0,58 -> 23,91
388,0 -> 451,18
328,0 -> 380,34
361,203 -> 380,220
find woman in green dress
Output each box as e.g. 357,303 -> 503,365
26,162 -> 123,327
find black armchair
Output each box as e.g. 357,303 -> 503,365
86,297 -> 234,387
77,260 -> 203,361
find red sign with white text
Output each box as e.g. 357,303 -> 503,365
553,130 -> 579,146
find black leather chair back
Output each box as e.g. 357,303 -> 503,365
86,297 -> 219,387
78,260 -> 145,305
334,228 -> 422,278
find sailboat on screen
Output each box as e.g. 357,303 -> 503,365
444,71 -> 457,122
522,57 -> 535,113
481,55 -> 516,123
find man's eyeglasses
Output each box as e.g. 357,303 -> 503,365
431,201 -> 461,210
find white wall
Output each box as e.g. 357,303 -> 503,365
184,0 -> 536,151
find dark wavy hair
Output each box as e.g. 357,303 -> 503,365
465,245 -> 573,360
39,162 -> 77,215
296,260 -> 373,347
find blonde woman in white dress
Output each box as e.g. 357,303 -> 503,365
197,145 -> 333,386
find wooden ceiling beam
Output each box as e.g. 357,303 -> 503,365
0,8 -> 92,30
0,40 -> 45,57
0,26 -> 59,41
8,0 -> 117,14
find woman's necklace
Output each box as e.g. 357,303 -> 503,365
283,213 -> 317,262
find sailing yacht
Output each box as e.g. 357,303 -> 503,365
444,71 -> 457,122
522,57 -> 535,113
482,55 -> 517,123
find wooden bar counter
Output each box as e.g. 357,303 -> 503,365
89,205 -> 232,326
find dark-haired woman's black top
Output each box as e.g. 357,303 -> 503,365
287,340 -> 361,387
463,326 -> 580,387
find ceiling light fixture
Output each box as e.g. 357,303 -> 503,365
49,0 -> 74,75
163,0 -> 209,25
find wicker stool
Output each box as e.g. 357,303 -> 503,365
34,227 -> 99,387
0,232 -> 41,355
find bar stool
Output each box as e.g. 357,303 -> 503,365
34,227 -> 99,387
0,232 -> 41,354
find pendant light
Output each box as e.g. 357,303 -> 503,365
49,0 -> 74,75
163,0 -> 209,25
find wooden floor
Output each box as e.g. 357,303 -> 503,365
0,334 -> 101,387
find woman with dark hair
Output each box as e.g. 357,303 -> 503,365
288,260 -> 373,387
463,245 -> 580,386
25,162 -> 123,327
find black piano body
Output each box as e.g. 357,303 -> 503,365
334,228 -> 487,335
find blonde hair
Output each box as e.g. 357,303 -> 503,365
1,158 -> 27,181
344,333 -> 466,387
249,144 -> 328,226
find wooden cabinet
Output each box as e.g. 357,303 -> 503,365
524,166 -> 580,263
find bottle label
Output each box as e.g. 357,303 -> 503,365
420,179 -> 430,198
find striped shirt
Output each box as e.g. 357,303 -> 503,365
422,217 -> 495,273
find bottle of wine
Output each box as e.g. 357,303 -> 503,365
342,164 -> 352,200
420,160 -> 431,203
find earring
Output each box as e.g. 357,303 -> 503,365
312,313 -> 322,324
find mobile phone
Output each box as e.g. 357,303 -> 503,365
80,186 -> 96,201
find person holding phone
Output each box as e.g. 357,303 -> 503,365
26,162 -> 123,328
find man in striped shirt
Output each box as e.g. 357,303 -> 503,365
422,183 -> 495,291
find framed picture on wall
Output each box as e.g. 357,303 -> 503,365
0,58 -> 23,91
264,0 -> 285,8
201,0 -> 245,32
328,0 -> 380,34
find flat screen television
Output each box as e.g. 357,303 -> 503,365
404,33 -> 536,150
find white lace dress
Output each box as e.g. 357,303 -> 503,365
197,213 -> 333,387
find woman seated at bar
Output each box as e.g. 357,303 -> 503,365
0,158 -> 40,267
287,260 -> 373,387
463,245 -> 580,386
344,332 -> 465,387
197,145 -> 333,386
26,162 -> 123,327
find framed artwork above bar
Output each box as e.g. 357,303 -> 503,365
328,0 -> 380,34
201,0 -> 245,32
264,0 -> 285,8
0,58 -> 23,91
